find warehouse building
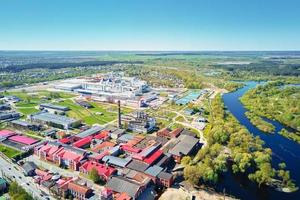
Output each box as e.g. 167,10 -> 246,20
30,112 -> 80,130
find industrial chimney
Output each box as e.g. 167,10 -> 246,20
118,100 -> 122,128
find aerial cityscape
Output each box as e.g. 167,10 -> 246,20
0,1 -> 300,200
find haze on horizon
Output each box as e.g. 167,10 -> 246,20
1,0 -> 300,51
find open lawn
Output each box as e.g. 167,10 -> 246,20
0,144 -> 21,158
58,100 -> 131,125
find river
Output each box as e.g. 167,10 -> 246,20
219,81 -> 300,200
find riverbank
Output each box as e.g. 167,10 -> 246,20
245,111 -> 275,133
222,81 -> 300,200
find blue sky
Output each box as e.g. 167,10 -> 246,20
0,0 -> 299,50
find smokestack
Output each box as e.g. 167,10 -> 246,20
118,100 -> 122,128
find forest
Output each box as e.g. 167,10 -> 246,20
183,95 -> 297,191
240,82 -> 300,132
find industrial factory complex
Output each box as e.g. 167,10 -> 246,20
0,73 -> 209,200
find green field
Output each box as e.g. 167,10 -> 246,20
5,90 -> 76,116
58,100 -> 132,125
0,144 -> 21,158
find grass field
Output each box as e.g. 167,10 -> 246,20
0,144 -> 21,158
5,90 -> 76,116
58,100 -> 132,125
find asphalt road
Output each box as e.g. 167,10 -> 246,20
0,156 -> 52,200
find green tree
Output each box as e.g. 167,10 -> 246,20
89,168 -> 101,183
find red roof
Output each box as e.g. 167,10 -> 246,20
121,145 -> 141,153
92,151 -> 109,161
92,141 -> 115,153
68,181 -> 91,195
9,135 -> 38,145
0,130 -> 16,137
94,130 -> 110,140
80,161 -> 116,179
56,149 -> 84,162
158,128 -> 170,135
170,128 -> 183,138
116,192 -> 132,200
143,150 -> 163,165
39,143 -> 62,157
73,136 -> 93,148
59,137 -> 71,144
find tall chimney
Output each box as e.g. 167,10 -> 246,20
118,100 -> 122,128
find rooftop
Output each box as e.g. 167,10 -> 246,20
107,176 -> 142,199
0,129 -> 16,138
144,165 -> 163,177
102,156 -> 132,168
31,112 -> 78,126
68,181 -> 91,195
126,160 -> 149,172
9,135 -> 38,145
76,126 -> 104,138
168,135 -> 199,156
40,103 -> 69,111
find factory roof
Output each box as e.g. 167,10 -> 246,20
31,112 -> 78,127
72,136 -> 93,148
40,103 -> 69,111
102,156 -> 131,168
9,135 -> 38,145
143,149 -> 163,165
126,160 -> 149,172
144,165 -> 163,177
107,176 -> 142,199
168,135 -> 199,156
0,130 -> 16,138
117,134 -> 134,142
158,171 -> 173,180
76,126 -> 104,138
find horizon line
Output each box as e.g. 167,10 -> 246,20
1,49 -> 300,52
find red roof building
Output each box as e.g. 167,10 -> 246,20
0,130 -> 16,138
59,137 -> 71,144
120,145 -> 141,154
68,181 -> 92,200
92,141 -> 115,153
94,130 -> 110,140
8,135 -> 38,145
157,128 -> 183,138
170,128 -> 183,138
156,128 -> 170,138
72,136 -> 93,148
54,148 -> 86,170
34,142 -> 63,162
80,161 -> 116,181
116,192 -> 132,200
143,150 -> 163,165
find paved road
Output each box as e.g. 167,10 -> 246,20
0,156 -> 52,200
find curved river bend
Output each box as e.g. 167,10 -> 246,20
219,81 -> 300,200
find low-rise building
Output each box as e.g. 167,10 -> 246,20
30,112 -> 80,129
168,134 -> 199,162
10,119 -> 41,131
107,176 -> 146,200
40,103 -> 70,113
127,112 -> 156,134
68,181 -> 92,200
22,161 -> 37,176
79,161 -> 116,181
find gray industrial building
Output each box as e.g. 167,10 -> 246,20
29,112 -> 80,129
